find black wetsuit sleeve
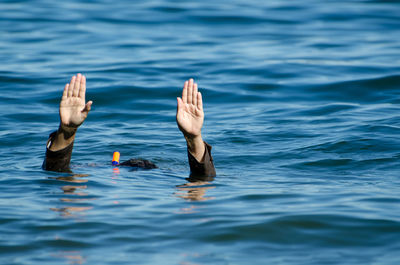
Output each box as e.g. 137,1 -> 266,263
187,141 -> 216,180
42,131 -> 73,172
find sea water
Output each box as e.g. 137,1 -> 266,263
0,0 -> 400,264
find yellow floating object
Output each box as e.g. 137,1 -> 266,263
112,151 -> 120,166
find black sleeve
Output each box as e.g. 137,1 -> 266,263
187,141 -> 216,181
42,131 -> 73,173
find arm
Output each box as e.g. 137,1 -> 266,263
176,79 -> 216,179
43,73 -> 92,172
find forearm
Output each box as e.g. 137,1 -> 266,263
185,134 -> 205,163
43,128 -> 75,172
187,140 -> 216,180
44,124 -> 78,172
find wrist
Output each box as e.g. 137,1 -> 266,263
58,123 -> 78,139
49,124 -> 77,152
184,134 -> 203,148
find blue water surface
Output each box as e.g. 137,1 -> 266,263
1,0 -> 400,264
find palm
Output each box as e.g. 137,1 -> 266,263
177,102 -> 204,137
176,79 -> 204,137
59,74 -> 92,128
60,97 -> 87,127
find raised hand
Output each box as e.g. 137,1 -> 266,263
49,74 -> 92,151
176,79 -> 205,162
60,73 -> 92,129
176,78 -> 204,138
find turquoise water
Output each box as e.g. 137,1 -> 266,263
1,0 -> 400,264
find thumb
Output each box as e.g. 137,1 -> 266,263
82,100 -> 93,114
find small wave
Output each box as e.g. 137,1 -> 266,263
198,214 -> 400,247
308,75 -> 400,103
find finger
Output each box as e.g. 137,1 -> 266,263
82,100 -> 93,115
182,80 -> 188,104
197,91 -> 203,111
187,78 -> 193,104
62,83 -> 69,100
176,97 -> 183,113
73,73 -> 81,97
193,83 -> 198,107
79,75 -> 86,99
68,75 -> 76,97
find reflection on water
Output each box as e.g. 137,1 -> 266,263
50,206 -> 93,217
52,251 -> 86,265
49,174 -> 93,217
175,172 -> 216,202
180,252 -> 206,265
61,185 -> 88,195
50,174 -> 89,184
48,174 -> 93,264
175,181 -> 215,202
